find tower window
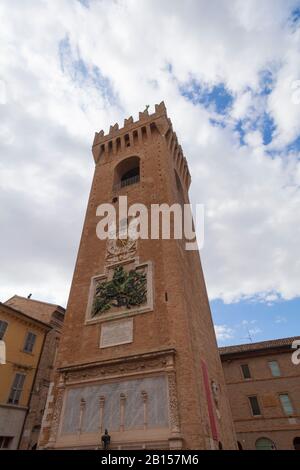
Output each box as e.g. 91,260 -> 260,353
133,130 -> 138,145
113,156 -> 140,191
121,167 -> 139,186
150,122 -> 159,135
124,134 -> 130,147
141,126 -> 147,141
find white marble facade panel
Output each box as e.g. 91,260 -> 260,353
61,375 -> 168,435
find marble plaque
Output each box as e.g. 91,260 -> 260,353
100,318 -> 133,348
61,375 -> 168,435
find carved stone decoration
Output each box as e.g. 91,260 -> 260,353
120,393 -> 126,431
105,234 -> 137,264
47,380 -> 65,447
211,380 -> 221,420
167,371 -> 181,436
99,396 -> 105,433
85,261 -> 153,324
64,357 -> 169,384
92,265 -> 147,317
211,380 -> 219,407
60,348 -> 175,391
141,390 -> 148,429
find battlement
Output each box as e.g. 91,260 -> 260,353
92,101 -> 191,189
93,101 -> 168,147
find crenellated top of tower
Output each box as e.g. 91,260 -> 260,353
92,101 -> 191,189
93,101 -> 168,147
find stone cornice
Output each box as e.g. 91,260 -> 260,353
58,347 -> 176,374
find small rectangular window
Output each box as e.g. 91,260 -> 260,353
268,360 -> 281,377
279,394 -> 294,415
8,373 -> 26,405
241,364 -> 251,379
0,320 -> 8,340
248,396 -> 261,416
23,332 -> 36,353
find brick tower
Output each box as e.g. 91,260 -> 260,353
39,102 -> 236,450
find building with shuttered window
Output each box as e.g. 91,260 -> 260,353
220,336 -> 300,450
0,296 -> 64,449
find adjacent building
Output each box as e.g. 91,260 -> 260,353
0,296 -> 64,449
220,336 -> 300,450
39,103 -> 236,450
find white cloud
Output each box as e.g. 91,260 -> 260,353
214,324 -> 234,342
242,320 -> 257,325
0,0 -> 300,306
275,315 -> 288,323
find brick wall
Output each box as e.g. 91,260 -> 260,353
221,340 -> 300,450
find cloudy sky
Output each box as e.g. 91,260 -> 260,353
1,0 -> 300,345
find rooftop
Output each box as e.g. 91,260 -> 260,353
219,336 -> 300,357
0,302 -> 50,330
4,295 -> 65,325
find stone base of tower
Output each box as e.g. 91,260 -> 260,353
39,349 -> 237,450
39,346 -> 235,450
39,348 -> 189,450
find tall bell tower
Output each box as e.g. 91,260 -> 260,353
39,102 -> 236,450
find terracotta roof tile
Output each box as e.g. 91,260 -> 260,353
219,336 -> 300,356
0,302 -> 50,329
4,295 -> 65,325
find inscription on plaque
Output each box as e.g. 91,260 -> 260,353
100,318 -> 133,348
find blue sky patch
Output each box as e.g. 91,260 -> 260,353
286,135 -> 300,153
58,35 -> 118,106
234,119 -> 247,146
180,80 -> 233,114
77,0 -> 90,8
261,112 -> 276,145
212,296 -> 300,346
209,118 -> 226,129
258,69 -> 275,96
290,7 -> 300,25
